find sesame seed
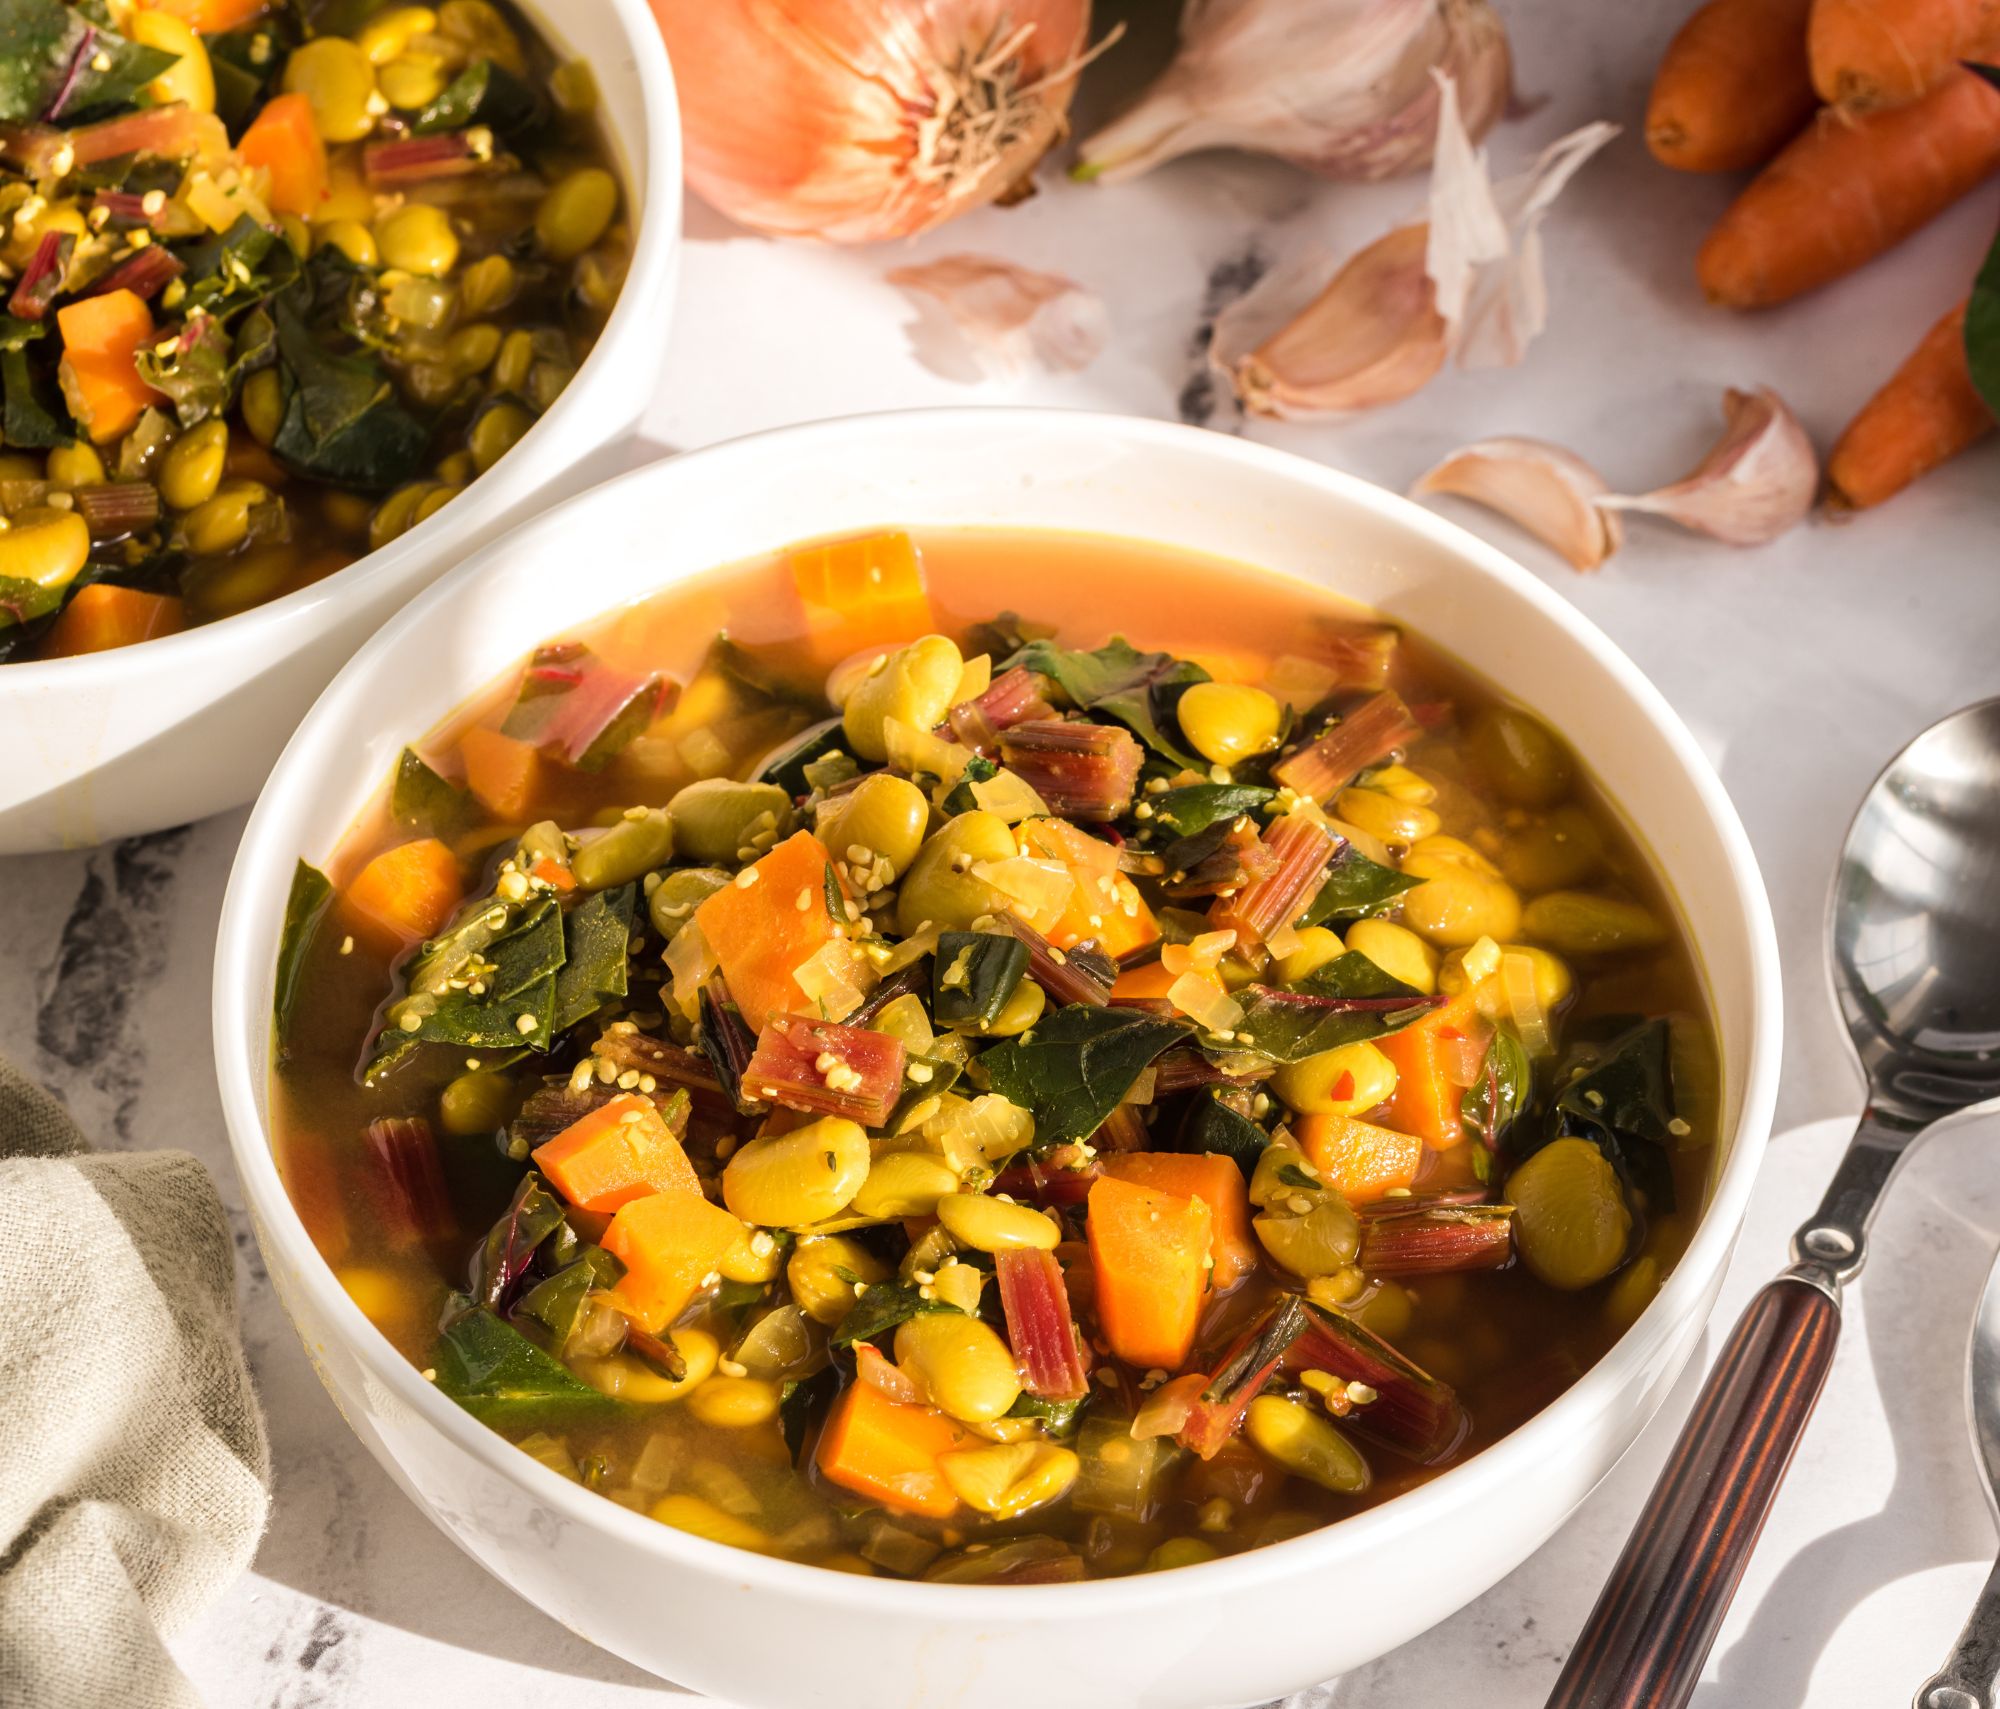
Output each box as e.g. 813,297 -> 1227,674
795,888 -> 812,910
398,1011 -> 422,1032
1345,1381 -> 1379,1406
716,1358 -> 748,1379
617,1070 -> 640,1090
515,1013 -> 538,1035
735,868 -> 759,888
339,935 -> 354,956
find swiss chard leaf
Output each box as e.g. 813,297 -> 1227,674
390,747 -> 471,835
831,1279 -> 963,1349
1966,214 -> 2000,420
433,1303 -> 617,1427
1143,782 -> 1274,839
931,930 -> 1028,1028
551,884 -> 634,1033
1006,636 -> 1210,771
471,1172 -> 568,1310
271,295 -> 430,490
514,1247 -> 623,1350
976,1005 -> 1189,1145
413,55 -> 543,137
1006,1391 -> 1087,1436
1463,1025 -> 1531,1152
779,1365 -> 840,1465
134,313 -> 240,426
939,755 -> 1000,816
1230,953 -> 1438,1063
177,216 -> 296,320
3,344 -> 73,447
1544,1017 -> 1679,1212
0,315 -> 45,354
59,29 -> 176,121
0,0 -> 173,124
1171,1089 -> 1271,1179
875,1050 -> 962,1136
1298,842 -> 1424,926
365,897 -> 565,1079
755,716 -> 845,799
273,858 -> 333,1067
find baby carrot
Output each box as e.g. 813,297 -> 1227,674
1697,68 -> 2000,306
1647,0 -> 1817,172
1809,0 -> 2000,111
1826,300 -> 1995,506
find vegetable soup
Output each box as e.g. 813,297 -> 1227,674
272,528 -> 1719,1584
0,0 -> 627,661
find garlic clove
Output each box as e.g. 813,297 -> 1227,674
1228,225 -> 1449,417
1073,0 -> 1511,184
1411,437 -> 1623,571
1599,386 -> 1818,546
886,254 -> 1108,379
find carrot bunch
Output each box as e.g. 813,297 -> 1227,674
1648,0 -> 2000,505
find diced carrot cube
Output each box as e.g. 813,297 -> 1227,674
55,290 -> 164,444
1016,817 -> 1160,958
343,837 -> 462,945
1296,1113 -> 1426,1205
1108,959 -> 1176,1000
1086,1175 -> 1214,1372
237,93 -> 327,216
533,1093 -> 700,1212
787,530 -> 935,664
39,586 -> 183,656
814,1380 -> 971,1519
1101,1152 -> 1257,1290
603,1189 -> 745,1333
150,0 -> 271,28
1378,994 -> 1478,1148
693,830 -> 845,1032
460,725 -> 546,822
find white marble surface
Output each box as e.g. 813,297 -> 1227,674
6,0 -> 2000,1702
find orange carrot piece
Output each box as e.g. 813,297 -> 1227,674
1810,0 -> 2000,110
814,1380 -> 971,1518
1101,1152 -> 1257,1289
55,290 -> 164,443
237,93 -> 327,217
603,1189 -> 745,1333
1646,0 -> 1817,171
532,1093 -> 700,1212
1108,958 -> 1177,1000
1016,817 -> 1161,958
460,725 -> 547,822
1376,993 -> 1478,1149
38,585 -> 184,656
693,829 -> 845,1032
343,837 -> 462,944
1827,299 -> 1995,507
1296,1113 -> 1427,1205
1086,1175 -> 1214,1372
787,530 -> 935,662
1697,69 -> 2000,307
150,0 -> 271,29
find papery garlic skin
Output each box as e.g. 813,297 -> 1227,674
654,0 -> 1093,244
1599,386 -> 1817,546
1074,0 -> 1509,184
1412,437 -> 1624,571
887,254 -> 1108,378
1229,225 -> 1449,417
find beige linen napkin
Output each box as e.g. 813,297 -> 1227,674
0,1059 -> 269,1709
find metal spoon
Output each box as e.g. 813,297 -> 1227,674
1547,696 -> 2000,1709
1917,1243 -> 2000,1709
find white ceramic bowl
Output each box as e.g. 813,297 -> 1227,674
0,0 -> 680,855
215,411 -> 1782,1709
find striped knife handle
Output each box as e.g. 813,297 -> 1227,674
1544,1276 -> 1842,1709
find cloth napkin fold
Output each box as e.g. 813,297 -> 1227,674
0,1059 -> 269,1709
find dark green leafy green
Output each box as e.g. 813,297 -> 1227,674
1545,1018 -> 1679,1210
1006,636 -> 1210,771
0,0 -> 175,124
1143,782 -> 1274,839
413,56 -> 543,136
271,296 -> 430,490
931,930 -> 1028,1028
831,1279 -> 963,1349
876,1051 -> 962,1136
390,747 -> 471,835
1229,953 -> 1437,1063
433,1304 -> 617,1427
135,314 -> 241,425
514,1247 -> 623,1350
471,1172 -> 568,1309
977,1005 -> 1189,1145
0,315 -> 45,354
1006,1391 -> 1087,1436
551,884 -> 634,1033
1171,1089 -> 1270,1179
1463,1026 -> 1531,1152
177,216 -> 297,320
3,344 -> 72,447
365,898 -> 565,1079
779,1365 -> 840,1464
755,716 -> 844,798
1298,842 -> 1425,926
274,859 -> 333,1066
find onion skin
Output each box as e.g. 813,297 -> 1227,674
652,0 -> 1093,243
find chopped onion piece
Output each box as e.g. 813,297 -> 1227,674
1168,969 -> 1245,1035
664,920 -> 717,1015
884,715 -> 977,785
1131,1371 -> 1206,1440
791,937 -> 876,1023
1500,950 -> 1550,1056
972,855 -> 1076,928
856,1341 -> 922,1404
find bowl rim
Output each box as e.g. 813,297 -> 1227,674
0,0 -> 680,696
214,406 -> 1785,1620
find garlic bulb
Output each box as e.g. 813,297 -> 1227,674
1221,75 -> 1616,418
1599,386 -> 1817,545
887,254 -> 1108,378
1075,0 -> 1510,183
1412,438 -> 1623,571
654,0 -> 1100,244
